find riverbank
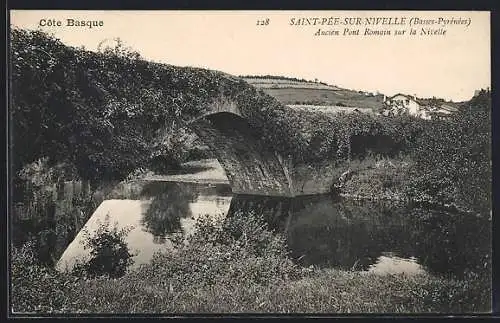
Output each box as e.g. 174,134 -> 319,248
337,156 -> 488,216
329,155 -> 410,202
11,210 -> 490,314
11,264 -> 490,314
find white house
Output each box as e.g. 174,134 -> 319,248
382,94 -> 431,119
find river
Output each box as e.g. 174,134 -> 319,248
56,159 -> 491,279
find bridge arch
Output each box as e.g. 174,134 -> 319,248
186,110 -> 293,196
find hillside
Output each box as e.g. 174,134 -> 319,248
241,76 -> 385,111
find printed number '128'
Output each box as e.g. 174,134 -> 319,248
257,18 -> 270,26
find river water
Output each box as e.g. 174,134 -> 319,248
56,176 -> 491,278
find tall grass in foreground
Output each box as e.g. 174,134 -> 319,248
11,211 -> 490,314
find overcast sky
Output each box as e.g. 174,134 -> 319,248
11,10 -> 490,102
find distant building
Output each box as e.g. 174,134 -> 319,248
382,94 -> 459,120
382,94 -> 431,119
427,103 -> 459,119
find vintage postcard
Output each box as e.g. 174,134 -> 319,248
8,10 -> 492,316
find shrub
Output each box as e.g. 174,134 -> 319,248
10,241 -> 79,313
132,211 -> 303,291
75,214 -> 134,278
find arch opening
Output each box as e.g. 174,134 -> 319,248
187,112 -> 293,196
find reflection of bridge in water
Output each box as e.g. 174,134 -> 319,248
225,194 -> 490,276
138,182 -> 490,277
56,181 -> 490,277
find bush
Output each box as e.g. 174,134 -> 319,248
131,211 -> 303,290
406,90 -> 491,214
10,241 -> 79,313
285,109 -> 425,165
74,214 -> 134,278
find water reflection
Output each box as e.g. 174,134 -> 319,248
406,207 -> 491,278
139,182 -> 197,243
228,194 -> 491,278
59,180 -> 491,278
56,181 -> 232,271
368,253 -> 425,276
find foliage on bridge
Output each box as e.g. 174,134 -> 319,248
284,110 -> 426,164
11,28 -> 429,182
11,29 -> 304,180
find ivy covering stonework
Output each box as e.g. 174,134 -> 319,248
11,29 -> 303,181
11,29 -> 426,181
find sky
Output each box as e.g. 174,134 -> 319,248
10,10 -> 491,102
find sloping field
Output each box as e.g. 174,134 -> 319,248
242,77 -> 343,90
287,105 -> 375,115
261,88 -> 384,110
241,77 -> 384,110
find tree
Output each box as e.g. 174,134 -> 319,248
407,90 -> 491,215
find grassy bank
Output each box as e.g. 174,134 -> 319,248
11,212 -> 490,314
12,265 -> 489,314
339,155 -> 411,201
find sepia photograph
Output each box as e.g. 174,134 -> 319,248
8,10 -> 492,315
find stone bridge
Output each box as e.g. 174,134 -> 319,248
183,97 -> 337,197
14,29 -> 340,197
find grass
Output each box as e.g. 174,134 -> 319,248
11,210 -> 490,314
260,88 -> 384,109
11,262 -> 490,314
339,154 -> 413,201
241,76 -> 384,109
